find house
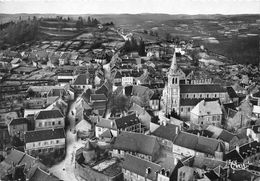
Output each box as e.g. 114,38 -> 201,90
190,100 -> 223,128
7,118 -> 28,141
0,149 -> 47,180
93,50 -> 107,64
252,90 -> 260,106
34,109 -> 65,130
226,86 -> 239,106
95,113 -> 144,138
206,125 -> 239,151
151,123 -> 179,152
24,128 -> 66,157
28,167 -> 60,181
75,119 -> 93,139
27,86 -> 59,98
47,87 -> 74,105
225,141 -> 260,165
12,66 -> 38,75
69,52 -> 79,65
172,131 -> 225,160
226,109 -> 249,131
47,53 -> 60,68
90,94 -> 107,103
177,166 -> 197,181
217,129 -> 239,151
122,74 -> 134,86
95,117 -> 118,138
57,72 -> 77,86
59,52 -> 71,65
75,142 -> 123,181
0,125 -> 10,152
113,71 -> 122,86
112,131 -> 161,162
10,58 -> 21,68
247,125 -> 260,142
91,100 -> 107,117
239,97 -> 253,118
95,80 -> 112,97
179,98 -> 219,121
69,90 -> 91,123
129,103 -> 152,129
253,105 -> 260,118
222,102 -> 237,119
122,154 -> 161,181
149,91 -> 161,114
72,74 -> 92,94
45,97 -> 69,116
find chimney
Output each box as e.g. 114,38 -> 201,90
162,121 -> 166,126
235,145 -> 240,153
175,126 -> 179,135
197,132 -> 200,137
146,167 -> 151,174
111,121 -> 114,127
173,157 -> 178,165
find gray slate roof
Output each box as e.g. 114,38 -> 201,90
25,128 -> 65,143
35,109 -> 63,120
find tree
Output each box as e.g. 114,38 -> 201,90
167,109 -> 180,119
87,16 -> 92,25
76,16 -> 84,30
110,94 -> 130,115
165,33 -> 172,42
138,40 -> 146,56
11,136 -> 24,147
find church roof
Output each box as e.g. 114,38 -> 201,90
180,84 -> 226,93
180,98 -> 219,106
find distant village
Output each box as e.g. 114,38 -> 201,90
1,16 -> 260,181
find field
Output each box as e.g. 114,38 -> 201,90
1,13 -> 260,64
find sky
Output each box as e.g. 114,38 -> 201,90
0,0 -> 260,15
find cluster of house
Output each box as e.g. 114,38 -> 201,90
0,148 -> 59,180
1,33 -> 260,181
69,50 -> 260,181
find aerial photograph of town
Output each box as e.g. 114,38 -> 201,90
0,0 -> 260,180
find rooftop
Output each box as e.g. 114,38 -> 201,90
113,131 -> 159,156
35,109 -> 64,120
173,131 -> 224,155
9,118 -> 28,126
24,128 -> 65,143
122,154 -> 161,181
114,113 -> 140,129
151,123 -> 179,142
180,84 -> 226,94
90,94 -> 107,101
73,74 -> 90,85
190,100 -> 222,116
180,98 -> 219,106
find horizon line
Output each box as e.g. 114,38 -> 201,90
1,12 -> 260,16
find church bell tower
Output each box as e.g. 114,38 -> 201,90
164,51 -> 180,116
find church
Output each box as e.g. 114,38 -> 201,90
162,49 -> 229,121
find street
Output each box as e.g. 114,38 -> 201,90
49,129 -> 86,181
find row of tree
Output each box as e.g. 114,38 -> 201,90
2,19 -> 39,46
123,37 -> 146,56
76,16 -> 100,30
